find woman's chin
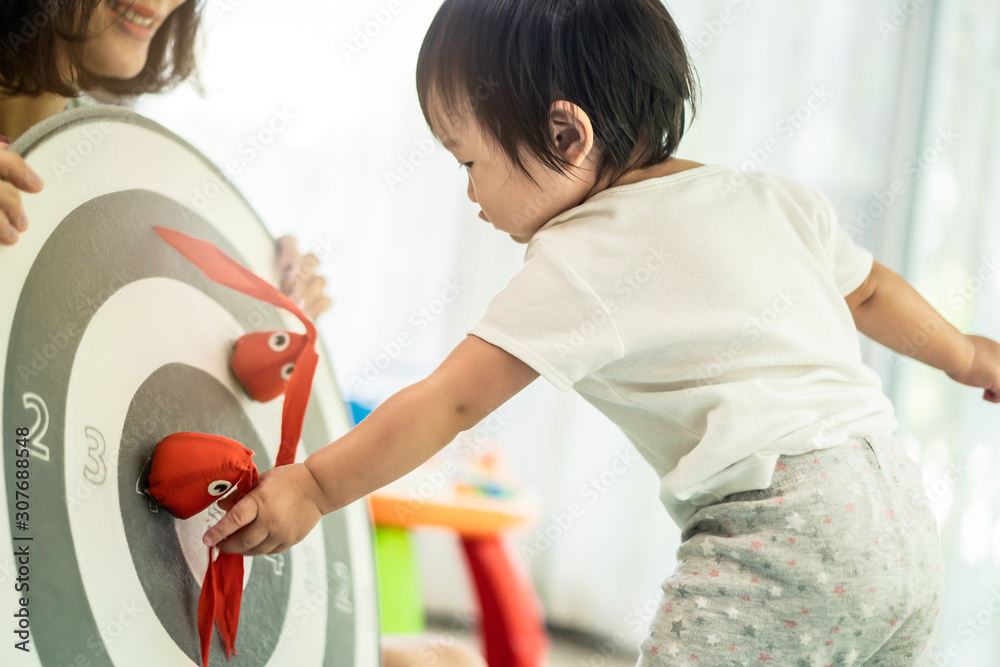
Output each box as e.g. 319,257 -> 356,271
81,44 -> 150,81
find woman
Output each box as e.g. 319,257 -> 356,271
0,0 -> 330,316
0,2 -> 485,665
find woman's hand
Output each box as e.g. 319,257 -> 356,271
275,236 -> 331,319
204,462 -> 329,556
947,334 -> 1000,403
0,136 -> 45,245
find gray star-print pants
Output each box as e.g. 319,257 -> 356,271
637,433 -> 943,667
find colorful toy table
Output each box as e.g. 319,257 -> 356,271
369,490 -> 549,667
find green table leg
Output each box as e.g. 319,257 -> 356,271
375,525 -> 426,634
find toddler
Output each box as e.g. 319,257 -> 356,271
206,0 -> 1000,664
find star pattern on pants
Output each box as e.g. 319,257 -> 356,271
647,442 -> 942,665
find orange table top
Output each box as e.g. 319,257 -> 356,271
368,491 -> 534,537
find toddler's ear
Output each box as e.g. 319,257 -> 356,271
549,100 -> 595,168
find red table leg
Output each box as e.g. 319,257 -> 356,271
460,536 -> 549,667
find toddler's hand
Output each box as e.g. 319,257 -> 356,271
947,335 -> 1000,403
203,462 -> 328,555
0,137 -> 44,246
275,236 -> 331,319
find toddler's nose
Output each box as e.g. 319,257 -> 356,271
466,176 -> 477,204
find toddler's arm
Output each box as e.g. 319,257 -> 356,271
846,261 -> 1000,402
204,335 -> 539,555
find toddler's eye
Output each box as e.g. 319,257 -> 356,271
459,162 -> 473,171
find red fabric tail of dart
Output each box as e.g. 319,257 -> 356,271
197,551 -> 219,667
196,550 -> 244,667
277,344 -> 318,466
216,552 -> 245,659
194,467 -> 259,666
153,226 -> 316,467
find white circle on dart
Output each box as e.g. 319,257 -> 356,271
64,278 -> 328,666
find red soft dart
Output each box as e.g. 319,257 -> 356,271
153,226 -> 317,467
230,330 -> 309,402
147,433 -> 259,667
147,227 -> 322,665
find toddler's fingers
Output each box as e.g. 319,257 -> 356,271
265,542 -> 290,556
204,494 -> 260,547
216,524 -> 271,555
216,491 -> 238,512
243,536 -> 287,556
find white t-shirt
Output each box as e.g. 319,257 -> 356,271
469,164 -> 899,527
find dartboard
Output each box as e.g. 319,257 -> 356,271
0,106 -> 379,666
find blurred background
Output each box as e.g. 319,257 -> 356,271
134,0 -> 1000,663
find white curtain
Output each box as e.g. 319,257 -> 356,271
889,1 -> 1000,665
135,0 -> 999,660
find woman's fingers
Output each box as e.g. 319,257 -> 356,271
0,213 -> 20,245
301,272 -> 331,319
275,236 -> 300,294
274,237 -> 331,318
0,183 -> 29,245
0,149 -> 43,246
304,294 -> 332,320
0,148 -> 45,193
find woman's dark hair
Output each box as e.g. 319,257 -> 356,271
0,0 -> 202,98
416,0 -> 698,186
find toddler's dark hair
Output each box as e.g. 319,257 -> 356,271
416,0 -> 698,186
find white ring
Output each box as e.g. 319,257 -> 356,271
64,278 -> 329,666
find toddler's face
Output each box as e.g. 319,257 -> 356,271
432,102 -> 598,244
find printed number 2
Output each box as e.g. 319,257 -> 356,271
21,393 -> 51,461
330,561 -> 353,613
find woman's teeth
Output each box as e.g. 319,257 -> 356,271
112,2 -> 155,28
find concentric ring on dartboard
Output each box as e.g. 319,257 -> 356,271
66,276 -> 314,665
1,107 -> 378,667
